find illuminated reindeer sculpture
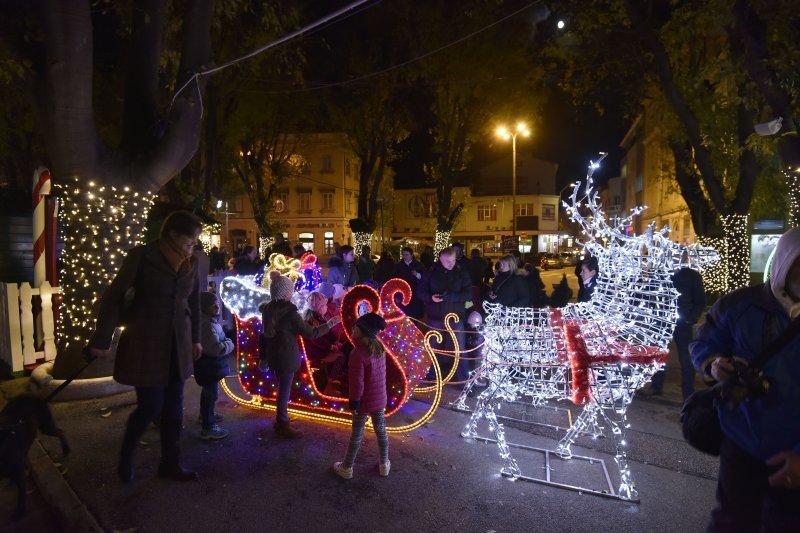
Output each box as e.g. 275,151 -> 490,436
458,155 -> 718,500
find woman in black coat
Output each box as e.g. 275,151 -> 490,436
487,255 -> 529,307
89,211 -> 203,483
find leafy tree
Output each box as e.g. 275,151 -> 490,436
406,0 -> 544,250
538,0 -> 799,291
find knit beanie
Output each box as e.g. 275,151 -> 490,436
318,281 -> 336,299
200,291 -> 218,310
355,312 -> 387,339
268,270 -> 295,301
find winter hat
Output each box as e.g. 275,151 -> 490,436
318,281 -> 336,299
355,312 -> 387,339
770,227 -> 800,316
268,270 -> 295,301
200,291 -> 218,310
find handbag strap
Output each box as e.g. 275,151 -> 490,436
751,314 -> 800,369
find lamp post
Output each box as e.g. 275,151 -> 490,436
377,196 -> 385,253
496,123 -> 530,238
216,199 -> 231,249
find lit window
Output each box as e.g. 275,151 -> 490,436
477,205 -> 497,221
299,192 -> 311,211
322,191 -> 334,211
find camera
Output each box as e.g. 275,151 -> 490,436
717,359 -> 769,410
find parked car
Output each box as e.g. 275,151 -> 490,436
559,252 -> 579,266
540,253 -> 563,270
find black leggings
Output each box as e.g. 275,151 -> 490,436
121,351 -> 185,464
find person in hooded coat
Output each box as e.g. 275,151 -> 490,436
259,271 -> 340,439
691,227 -> 800,531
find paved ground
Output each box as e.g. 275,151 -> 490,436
2,341 -> 721,533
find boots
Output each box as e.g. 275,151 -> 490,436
274,419 -> 303,439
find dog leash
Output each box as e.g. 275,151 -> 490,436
41,348 -> 98,404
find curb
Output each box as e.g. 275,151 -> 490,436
30,361 -> 132,401
29,440 -> 103,532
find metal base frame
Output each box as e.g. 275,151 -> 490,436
471,436 -> 640,503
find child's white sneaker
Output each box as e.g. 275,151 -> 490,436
379,460 -> 391,477
333,462 -> 353,480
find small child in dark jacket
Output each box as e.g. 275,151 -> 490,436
195,292 -> 234,440
333,313 -> 390,479
260,271 -> 340,439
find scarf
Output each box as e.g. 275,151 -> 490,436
158,238 -> 193,273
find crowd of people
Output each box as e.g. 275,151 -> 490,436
101,217 -> 800,519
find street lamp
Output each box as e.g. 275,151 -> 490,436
216,199 -> 231,250
377,196 -> 386,253
496,122 -> 530,238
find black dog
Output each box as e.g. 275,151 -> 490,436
0,393 -> 70,519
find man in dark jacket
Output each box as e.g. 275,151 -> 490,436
647,252 -> 705,398
233,246 -> 261,276
394,247 -> 424,319
417,247 -> 473,382
690,228 -> 800,531
269,233 -> 293,257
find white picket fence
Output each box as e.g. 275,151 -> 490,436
0,281 -> 60,372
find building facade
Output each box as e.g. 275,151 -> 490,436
224,133 -> 364,256
391,186 -> 560,257
618,108 -> 696,244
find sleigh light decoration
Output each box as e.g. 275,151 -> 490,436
458,154 -> 718,501
219,267 -> 442,432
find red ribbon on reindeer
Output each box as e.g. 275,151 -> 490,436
551,308 -> 670,405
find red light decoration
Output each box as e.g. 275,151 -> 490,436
550,308 -> 669,405
224,279 -> 433,426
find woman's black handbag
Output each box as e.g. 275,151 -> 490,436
681,315 -> 800,456
194,355 -> 230,386
680,386 -> 722,456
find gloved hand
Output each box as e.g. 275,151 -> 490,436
348,399 -> 360,412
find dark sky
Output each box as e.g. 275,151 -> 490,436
302,0 -> 632,193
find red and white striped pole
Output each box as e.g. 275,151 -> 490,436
33,167 -> 52,348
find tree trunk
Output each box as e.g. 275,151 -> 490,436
41,0 -> 213,377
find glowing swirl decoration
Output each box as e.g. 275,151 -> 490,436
218,279 -> 441,432
458,154 -> 719,502
296,252 -> 323,291
260,253 -> 304,287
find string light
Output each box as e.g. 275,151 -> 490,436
433,229 -> 451,259
352,232 -> 372,256
788,169 -> 800,229
720,213 -> 749,291
56,178 -> 155,350
218,276 -> 438,431
458,155 -> 719,501
697,236 -> 727,293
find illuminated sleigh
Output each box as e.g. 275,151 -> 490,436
218,277 -> 442,432
457,155 -> 718,501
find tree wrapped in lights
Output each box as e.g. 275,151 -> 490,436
57,179 -> 157,352
458,155 -> 718,501
7,1 -> 215,377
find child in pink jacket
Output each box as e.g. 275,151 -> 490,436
333,313 -> 389,479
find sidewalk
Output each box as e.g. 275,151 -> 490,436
3,341 -> 721,533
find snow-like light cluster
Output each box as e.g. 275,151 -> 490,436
458,154 -> 718,501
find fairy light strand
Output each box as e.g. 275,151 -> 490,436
458,154 -> 719,501
56,178 -> 156,350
